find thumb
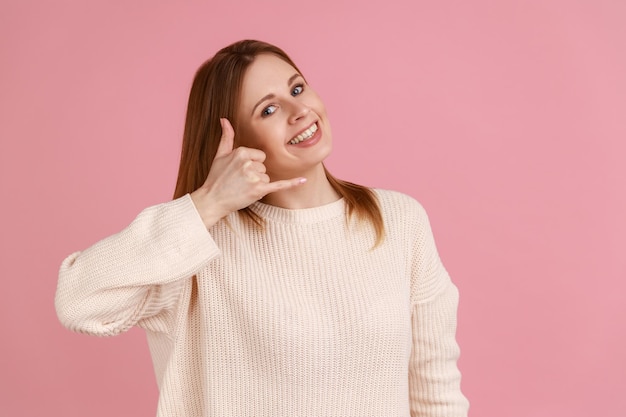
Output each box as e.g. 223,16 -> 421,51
215,118 -> 235,158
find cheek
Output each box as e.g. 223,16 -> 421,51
309,92 -> 327,114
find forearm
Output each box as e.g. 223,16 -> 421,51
409,280 -> 469,417
55,194 -> 220,336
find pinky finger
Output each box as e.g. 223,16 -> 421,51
263,177 -> 307,194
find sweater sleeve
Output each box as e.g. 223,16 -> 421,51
408,206 -> 470,417
54,194 -> 220,337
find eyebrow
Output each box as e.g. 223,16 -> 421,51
250,73 -> 303,116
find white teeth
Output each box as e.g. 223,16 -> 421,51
289,123 -> 318,144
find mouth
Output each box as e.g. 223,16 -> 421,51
288,122 -> 318,145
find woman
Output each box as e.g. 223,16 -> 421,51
55,40 -> 469,417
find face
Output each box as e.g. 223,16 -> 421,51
235,53 -> 333,181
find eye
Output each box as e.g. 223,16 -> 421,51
291,84 -> 304,96
261,105 -> 277,117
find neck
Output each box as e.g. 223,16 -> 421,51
261,164 -> 341,209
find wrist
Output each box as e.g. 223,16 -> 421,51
190,189 -> 227,229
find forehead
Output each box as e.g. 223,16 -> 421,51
240,54 -> 299,103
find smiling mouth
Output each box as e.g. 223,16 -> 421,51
288,123 -> 318,145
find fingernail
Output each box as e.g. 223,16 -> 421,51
298,177 -> 307,184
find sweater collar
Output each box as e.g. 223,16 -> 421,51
249,197 -> 345,224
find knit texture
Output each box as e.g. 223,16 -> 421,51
55,189 -> 469,417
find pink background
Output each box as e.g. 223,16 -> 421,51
1,1 -> 624,416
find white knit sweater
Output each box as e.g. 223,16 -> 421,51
55,189 -> 469,417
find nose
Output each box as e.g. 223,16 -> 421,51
288,100 -> 310,124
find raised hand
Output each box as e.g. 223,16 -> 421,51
190,118 -> 306,228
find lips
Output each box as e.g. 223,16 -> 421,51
288,122 -> 318,145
